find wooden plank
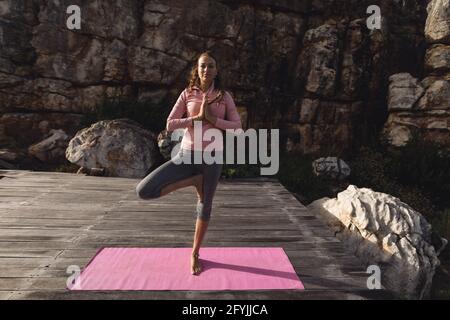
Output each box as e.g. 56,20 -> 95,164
5,289 -> 391,300
0,170 -> 394,299
0,276 -> 367,292
0,240 -> 354,252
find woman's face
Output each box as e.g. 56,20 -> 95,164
197,55 -> 217,84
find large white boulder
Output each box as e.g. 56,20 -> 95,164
66,119 -> 159,178
308,185 -> 447,299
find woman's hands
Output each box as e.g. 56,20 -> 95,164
196,94 -> 208,121
206,92 -> 224,125
204,97 -> 218,125
192,93 -> 220,126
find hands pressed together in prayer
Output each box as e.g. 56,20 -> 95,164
192,92 -> 223,126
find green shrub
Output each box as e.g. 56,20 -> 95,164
348,133 -> 450,222
348,145 -> 437,219
431,208 -> 450,239
220,145 -> 270,179
221,162 -> 261,179
54,162 -> 79,173
276,152 -> 333,204
384,134 -> 450,209
220,150 -> 339,204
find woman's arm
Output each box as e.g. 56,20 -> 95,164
213,91 -> 242,130
166,90 -> 195,131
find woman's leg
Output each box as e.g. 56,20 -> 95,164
191,159 -> 223,275
160,173 -> 203,201
191,218 -> 209,275
135,149 -> 199,199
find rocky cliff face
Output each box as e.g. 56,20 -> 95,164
383,0 -> 450,148
0,0 -> 445,165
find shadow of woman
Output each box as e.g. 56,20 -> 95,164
199,259 -> 300,281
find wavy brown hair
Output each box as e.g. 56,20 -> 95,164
187,51 -> 226,101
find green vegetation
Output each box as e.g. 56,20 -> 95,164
224,134 -> 449,238
275,152 -> 336,203
54,162 -> 80,173
221,162 -> 261,179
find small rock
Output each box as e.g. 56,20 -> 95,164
157,129 -> 179,160
312,157 -> 351,180
28,129 -> 70,162
76,166 -> 105,176
76,167 -> 89,175
0,149 -> 19,162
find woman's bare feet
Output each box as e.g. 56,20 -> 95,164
191,252 -> 202,275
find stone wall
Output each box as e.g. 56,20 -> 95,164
383,0 -> 450,148
0,0 -> 436,161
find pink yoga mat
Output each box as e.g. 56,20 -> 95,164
67,247 -> 304,291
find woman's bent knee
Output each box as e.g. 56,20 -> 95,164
135,182 -> 160,200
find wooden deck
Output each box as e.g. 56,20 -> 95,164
0,169 -> 393,300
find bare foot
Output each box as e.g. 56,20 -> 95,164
191,252 -> 202,275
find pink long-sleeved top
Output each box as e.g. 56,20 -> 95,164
166,82 -> 242,151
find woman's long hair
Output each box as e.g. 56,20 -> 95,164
187,51 -> 225,101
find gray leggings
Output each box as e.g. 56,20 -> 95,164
135,149 -> 223,221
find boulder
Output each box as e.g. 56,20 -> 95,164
0,149 -> 19,162
425,44 -> 450,73
418,79 -> 450,110
387,73 -> 424,111
425,0 -> 450,44
382,122 -> 413,147
66,119 -> 158,178
28,129 -> 70,162
312,157 -> 350,180
157,129 -> 178,160
308,185 -> 447,299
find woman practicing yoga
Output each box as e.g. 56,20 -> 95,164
135,51 -> 242,275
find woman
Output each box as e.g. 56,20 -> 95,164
135,51 -> 242,275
